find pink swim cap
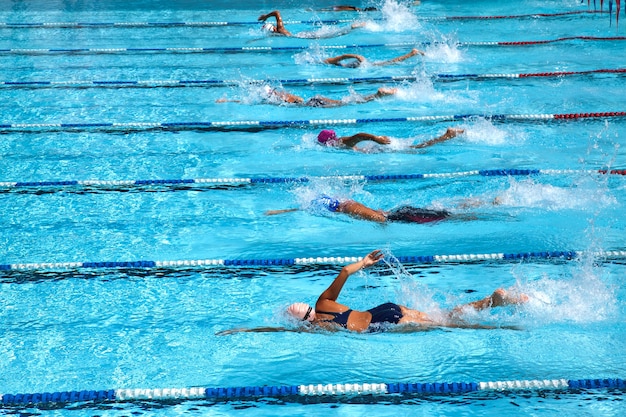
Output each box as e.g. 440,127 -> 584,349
288,303 -> 315,321
317,129 -> 337,145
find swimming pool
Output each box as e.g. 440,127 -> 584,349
1,0 -> 625,415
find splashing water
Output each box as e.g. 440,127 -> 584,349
393,78 -> 469,104
380,250 -> 448,320
423,39 -> 464,64
496,177 -> 617,211
374,250 -> 617,328
514,258 -> 618,326
365,0 -> 420,32
293,49 -> 324,65
460,117 -> 516,146
290,180 -> 369,214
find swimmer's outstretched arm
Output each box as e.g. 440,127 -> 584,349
217,326 -> 339,336
374,48 -> 425,66
411,127 -> 464,149
265,208 -> 299,215
215,98 -> 241,103
324,54 -> 366,66
216,326 -> 298,336
359,87 -> 397,103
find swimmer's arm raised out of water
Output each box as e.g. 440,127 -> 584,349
373,48 -> 425,66
258,10 -> 292,36
411,128 -> 465,149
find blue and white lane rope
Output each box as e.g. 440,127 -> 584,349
2,111 -> 625,132
0,18 -> 367,29
1,37 -> 624,55
0,11 -> 601,29
2,250 -> 626,272
1,378 -> 624,406
1,169 -> 625,192
3,68 -> 625,89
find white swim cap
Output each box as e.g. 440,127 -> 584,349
288,303 -> 315,321
262,22 -> 276,32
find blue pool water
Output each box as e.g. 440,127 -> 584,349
1,0 -> 625,415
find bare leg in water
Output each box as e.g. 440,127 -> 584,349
398,288 -> 528,326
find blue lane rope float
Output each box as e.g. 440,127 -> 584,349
1,378 -> 624,406
1,37 -> 625,55
3,68 -> 625,89
1,168 -> 625,193
0,11 -> 603,29
1,111 -> 625,133
2,250 -> 626,272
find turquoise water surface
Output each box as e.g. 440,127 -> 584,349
1,0 -> 625,415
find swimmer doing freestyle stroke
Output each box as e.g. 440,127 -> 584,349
217,86 -> 397,108
315,127 -> 464,150
217,250 -> 528,335
264,184 -> 505,224
258,10 -> 366,39
323,48 -> 425,68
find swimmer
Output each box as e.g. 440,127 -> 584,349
258,10 -> 366,38
217,86 -> 397,108
218,250 -> 528,335
324,48 -> 424,68
316,127 -> 465,150
266,195 -> 452,224
313,2 -> 421,11
317,5 -> 379,11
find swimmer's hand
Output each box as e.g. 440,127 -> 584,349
362,249 -> 384,268
374,135 -> 391,145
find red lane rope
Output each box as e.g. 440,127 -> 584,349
498,36 -> 626,45
519,68 -> 626,77
553,111 -> 626,119
445,11 -> 602,20
598,169 -> 626,175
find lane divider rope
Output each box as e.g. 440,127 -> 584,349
0,11 -> 601,29
2,250 -> 626,272
1,37 -> 624,55
1,168 -> 625,192
1,111 -> 625,132
1,378 -> 624,406
3,68 -> 625,89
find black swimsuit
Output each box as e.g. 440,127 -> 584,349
317,303 -> 403,329
386,206 -> 450,224
317,309 -> 353,327
305,96 -> 329,107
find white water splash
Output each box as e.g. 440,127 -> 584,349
375,251 -> 618,327
423,38 -> 464,64
516,259 -> 618,325
460,117 -> 517,146
364,0 -> 420,32
496,177 -> 617,211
